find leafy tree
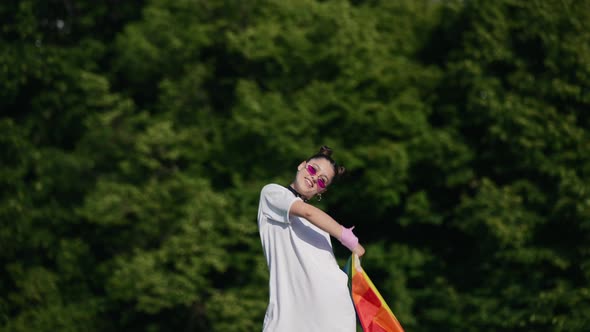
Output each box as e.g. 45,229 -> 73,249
2,0 -> 589,331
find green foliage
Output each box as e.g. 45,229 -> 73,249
2,0 -> 590,331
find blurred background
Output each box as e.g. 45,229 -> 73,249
1,0 -> 589,331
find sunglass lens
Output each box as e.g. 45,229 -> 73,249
306,164 -> 316,175
317,179 -> 326,188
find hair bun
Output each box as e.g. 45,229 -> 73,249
319,145 -> 333,157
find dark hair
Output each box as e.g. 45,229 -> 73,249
307,145 -> 346,179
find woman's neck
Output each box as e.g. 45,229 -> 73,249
287,184 -> 308,202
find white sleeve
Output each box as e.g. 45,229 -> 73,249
261,184 -> 302,224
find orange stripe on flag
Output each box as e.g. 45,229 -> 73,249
348,255 -> 404,332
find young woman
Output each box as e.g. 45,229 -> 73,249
257,146 -> 365,332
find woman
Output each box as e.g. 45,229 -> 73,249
257,146 -> 365,332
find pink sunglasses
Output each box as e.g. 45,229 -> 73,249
306,164 -> 327,189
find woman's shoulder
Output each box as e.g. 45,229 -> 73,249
261,183 -> 286,194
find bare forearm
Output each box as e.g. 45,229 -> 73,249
289,200 -> 365,256
290,200 -> 343,239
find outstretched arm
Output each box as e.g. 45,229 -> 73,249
290,200 -> 365,257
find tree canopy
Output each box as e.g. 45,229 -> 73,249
2,0 -> 589,331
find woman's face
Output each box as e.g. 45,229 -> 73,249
293,157 -> 336,200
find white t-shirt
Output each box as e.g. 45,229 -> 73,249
257,183 -> 356,332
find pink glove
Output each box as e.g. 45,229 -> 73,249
339,226 -> 359,251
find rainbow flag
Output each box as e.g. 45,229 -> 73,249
344,255 -> 405,332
